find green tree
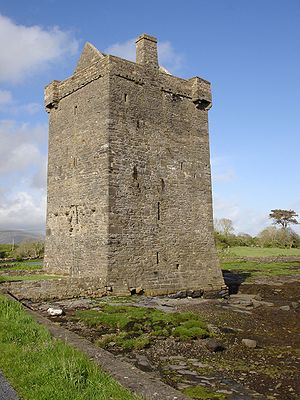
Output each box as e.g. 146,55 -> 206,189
14,241 -> 44,260
258,226 -> 300,248
269,209 -> 299,229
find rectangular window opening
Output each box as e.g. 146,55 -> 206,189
124,93 -> 128,102
74,105 -> 77,115
156,252 -> 159,264
157,202 -> 160,220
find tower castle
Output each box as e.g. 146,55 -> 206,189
44,34 -> 224,296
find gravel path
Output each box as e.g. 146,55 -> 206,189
0,371 -> 19,400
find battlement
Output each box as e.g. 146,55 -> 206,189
45,34 -> 212,112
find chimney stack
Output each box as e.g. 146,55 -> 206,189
136,34 -> 158,68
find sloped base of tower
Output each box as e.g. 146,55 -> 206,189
1,275 -> 226,301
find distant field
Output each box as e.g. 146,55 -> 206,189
224,247 -> 300,257
221,260 -> 300,278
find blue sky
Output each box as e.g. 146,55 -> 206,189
0,0 -> 299,235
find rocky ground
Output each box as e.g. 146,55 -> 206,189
26,271 -> 300,400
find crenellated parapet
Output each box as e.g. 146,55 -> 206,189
44,35 -> 212,113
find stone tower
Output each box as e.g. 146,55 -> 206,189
44,34 -> 224,296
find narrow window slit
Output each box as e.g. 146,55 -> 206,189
156,252 -> 159,264
180,161 -> 184,170
124,93 -> 128,102
157,202 -> 160,220
176,263 -> 180,270
74,105 -> 77,115
161,178 -> 165,191
132,166 -> 138,180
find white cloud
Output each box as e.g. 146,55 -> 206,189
0,100 -> 41,116
0,120 -> 47,175
106,38 -> 136,62
0,14 -> 79,83
158,41 -> 183,71
106,37 -> 183,73
0,120 -> 47,230
213,195 -> 270,236
0,190 -> 46,231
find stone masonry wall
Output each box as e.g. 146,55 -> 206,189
44,60 -> 110,279
44,34 -> 225,296
106,54 -> 223,294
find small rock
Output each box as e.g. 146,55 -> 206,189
47,307 -> 63,316
207,324 -> 221,334
218,289 -> 229,298
242,338 -> 257,348
205,338 -> 226,352
254,294 -> 263,301
217,389 -> 233,394
275,383 -> 282,389
169,290 -> 187,299
169,364 -> 185,371
177,369 -> 198,377
251,299 -> 262,308
279,305 -> 290,311
192,362 -> 209,368
135,355 -> 153,372
191,289 -> 204,298
135,286 -> 144,295
291,302 -> 299,309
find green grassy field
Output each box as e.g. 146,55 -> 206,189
221,260 -> 300,278
0,295 -> 140,400
223,246 -> 300,257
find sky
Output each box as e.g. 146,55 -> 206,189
0,0 -> 299,235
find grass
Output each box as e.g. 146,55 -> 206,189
224,246 -> 300,257
182,385 -> 226,399
0,260 -> 43,271
75,305 -> 211,350
0,294 -> 140,400
221,260 -> 300,279
0,274 -> 64,282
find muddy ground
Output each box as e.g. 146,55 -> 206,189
27,272 -> 300,400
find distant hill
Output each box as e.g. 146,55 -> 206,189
0,230 -> 45,244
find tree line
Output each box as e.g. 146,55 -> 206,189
0,241 -> 44,260
214,209 -> 300,249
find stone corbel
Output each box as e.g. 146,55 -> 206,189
190,77 -> 212,111
44,80 -> 61,112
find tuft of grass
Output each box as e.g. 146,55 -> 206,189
173,320 -> 211,341
76,305 -> 211,350
0,294 -> 140,400
182,385 -> 226,399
